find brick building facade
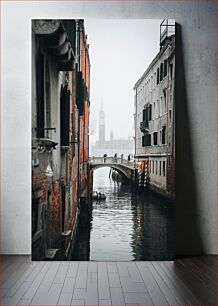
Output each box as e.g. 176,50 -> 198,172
32,20 -> 91,260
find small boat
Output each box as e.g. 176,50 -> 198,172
92,191 -> 106,201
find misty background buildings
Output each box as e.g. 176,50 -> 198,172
91,102 -> 134,157
86,19 -> 162,144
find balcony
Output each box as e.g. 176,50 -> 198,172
140,121 -> 149,133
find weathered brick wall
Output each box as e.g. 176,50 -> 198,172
32,174 -> 48,204
51,180 -> 61,242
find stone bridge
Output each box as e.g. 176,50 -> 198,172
90,156 -> 135,180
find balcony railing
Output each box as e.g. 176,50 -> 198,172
140,121 -> 149,133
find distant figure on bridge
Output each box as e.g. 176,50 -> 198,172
103,153 -> 107,163
114,153 -> 117,162
121,154 -> 124,163
128,154 -> 131,161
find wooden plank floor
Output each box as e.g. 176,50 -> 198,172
0,256 -> 216,305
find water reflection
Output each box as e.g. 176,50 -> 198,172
130,191 -> 175,260
71,167 -> 175,261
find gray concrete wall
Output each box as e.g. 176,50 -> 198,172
1,1 -> 217,255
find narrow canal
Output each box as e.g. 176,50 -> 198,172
71,168 -> 175,261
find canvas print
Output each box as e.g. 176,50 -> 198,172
32,19 -> 175,261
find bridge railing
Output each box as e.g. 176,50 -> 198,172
89,156 -> 134,168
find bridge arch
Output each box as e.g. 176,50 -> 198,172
90,156 -> 134,181
92,164 -> 132,180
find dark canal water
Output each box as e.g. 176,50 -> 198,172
71,168 -> 175,261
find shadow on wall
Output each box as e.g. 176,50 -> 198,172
175,24 -> 205,256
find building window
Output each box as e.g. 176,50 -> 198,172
45,61 -> 51,138
162,126 -> 166,144
157,67 -> 160,84
156,161 -> 158,175
152,160 -> 154,174
143,106 -> 149,127
163,161 -> 166,176
150,160 -> 152,172
35,55 -> 52,140
164,59 -> 168,77
142,108 -> 146,121
153,132 -> 158,145
36,52 -> 45,138
60,85 -> 70,146
159,161 -> 162,176
160,63 -> 163,81
142,134 -> 151,147
160,130 -> 162,144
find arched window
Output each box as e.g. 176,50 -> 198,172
157,68 -> 160,84
164,59 -> 168,77
160,62 -> 164,81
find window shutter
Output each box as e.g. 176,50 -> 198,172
157,68 -> 160,84
164,59 -> 168,77
60,86 -> 70,146
76,71 -> 85,114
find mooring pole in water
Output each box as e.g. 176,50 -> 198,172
109,168 -> 112,178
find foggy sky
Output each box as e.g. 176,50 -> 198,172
85,19 -> 162,144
